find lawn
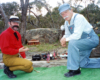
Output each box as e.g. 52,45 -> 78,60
0,66 -> 100,80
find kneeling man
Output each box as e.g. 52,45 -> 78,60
58,3 -> 100,77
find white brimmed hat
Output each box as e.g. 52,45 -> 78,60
9,15 -> 20,23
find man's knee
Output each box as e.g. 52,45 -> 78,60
24,60 -> 33,69
28,66 -> 33,72
80,60 -> 88,68
25,66 -> 33,73
68,40 -> 78,47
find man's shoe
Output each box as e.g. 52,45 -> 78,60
4,65 -> 17,78
64,68 -> 81,77
4,65 -> 16,76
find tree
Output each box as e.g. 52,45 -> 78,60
20,0 -> 29,44
0,2 -> 20,31
1,2 -> 19,16
28,4 -> 42,28
0,4 -> 8,30
80,3 -> 100,25
67,0 -> 83,12
30,0 -> 55,28
46,7 -> 64,28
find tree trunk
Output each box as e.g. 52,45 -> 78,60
20,0 -> 29,44
44,5 -> 55,28
30,10 -> 41,27
0,4 -> 8,30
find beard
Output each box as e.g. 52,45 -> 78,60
12,25 -> 19,31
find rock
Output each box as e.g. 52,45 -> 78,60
90,37 -> 100,58
25,28 -> 62,43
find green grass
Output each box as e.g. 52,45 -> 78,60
0,41 -> 68,53
97,34 -> 100,36
24,41 -> 68,52
0,66 -> 100,80
0,50 -> 1,53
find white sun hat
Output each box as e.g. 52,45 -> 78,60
9,15 -> 20,23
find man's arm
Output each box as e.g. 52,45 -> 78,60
0,34 -> 19,55
17,32 -> 29,58
60,15 -> 85,47
60,22 -> 70,47
65,15 -> 86,41
19,47 -> 29,58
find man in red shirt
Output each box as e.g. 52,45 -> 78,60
0,16 -> 33,78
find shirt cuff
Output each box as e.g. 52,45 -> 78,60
20,52 -> 26,58
66,38 -> 70,42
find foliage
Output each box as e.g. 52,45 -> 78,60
1,2 -> 19,17
26,15 -> 37,29
0,2 -> 19,31
28,7 -> 64,29
80,4 -> 100,25
0,21 -> 4,29
0,1 -> 100,33
51,7 -> 64,28
0,21 -> 4,33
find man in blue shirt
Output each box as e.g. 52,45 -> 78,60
58,3 -> 100,77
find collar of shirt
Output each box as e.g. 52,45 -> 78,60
67,13 -> 76,26
7,27 -> 15,34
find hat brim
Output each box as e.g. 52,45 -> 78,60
12,21 -> 21,23
59,8 -> 70,14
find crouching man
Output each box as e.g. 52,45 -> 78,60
0,15 -> 33,78
58,3 -> 100,77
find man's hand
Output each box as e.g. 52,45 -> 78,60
60,37 -> 66,47
19,47 -> 29,53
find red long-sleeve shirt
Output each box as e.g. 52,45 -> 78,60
0,27 -> 26,58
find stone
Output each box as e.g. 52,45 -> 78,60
25,28 -> 62,43
90,37 -> 100,58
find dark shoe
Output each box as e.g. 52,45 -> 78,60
64,68 -> 81,77
4,65 -> 17,78
4,65 -> 15,75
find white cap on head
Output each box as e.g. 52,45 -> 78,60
9,15 -> 20,23
9,15 -> 19,20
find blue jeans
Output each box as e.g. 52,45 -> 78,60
67,35 -> 99,70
